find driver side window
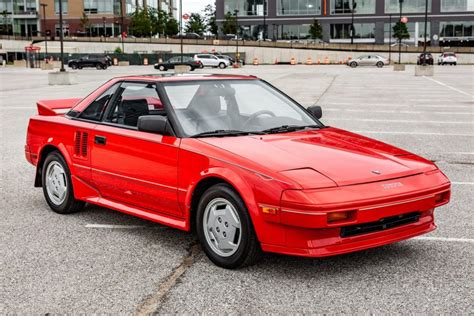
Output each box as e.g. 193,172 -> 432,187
105,82 -> 162,128
79,83 -> 119,121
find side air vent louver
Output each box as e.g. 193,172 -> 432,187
74,131 -> 89,158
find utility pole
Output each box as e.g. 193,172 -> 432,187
40,3 -> 48,56
262,0 -> 266,40
120,0 -> 124,53
388,14 -> 392,63
234,9 -> 239,66
398,0 -> 403,64
58,0 -> 65,72
102,16 -> 106,37
422,0 -> 428,65
180,0 -> 183,63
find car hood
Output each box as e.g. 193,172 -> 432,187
198,127 -> 436,188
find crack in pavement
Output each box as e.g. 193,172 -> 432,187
135,243 -> 201,316
313,74 -> 339,106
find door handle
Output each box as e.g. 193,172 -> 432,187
94,135 -> 107,145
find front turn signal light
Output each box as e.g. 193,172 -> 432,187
327,211 -> 350,223
261,206 -> 279,215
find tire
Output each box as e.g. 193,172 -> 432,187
96,63 -> 102,70
78,66 -> 83,69
350,62 -> 357,68
218,62 -> 226,69
376,61 -> 384,68
42,151 -> 85,214
70,63 -> 78,70
102,64 -> 108,70
188,65 -> 193,72
158,65 -> 166,71
196,183 -> 261,269
454,62 -> 457,66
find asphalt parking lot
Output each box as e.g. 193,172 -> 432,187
0,64 -> 473,314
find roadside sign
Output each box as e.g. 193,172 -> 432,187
182,13 -> 190,20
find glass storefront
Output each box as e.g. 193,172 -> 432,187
383,22 -> 431,43
440,21 -> 473,37
330,23 -> 375,39
224,0 -> 266,16
277,0 -> 321,15
440,0 -> 474,12
331,0 -> 376,14
84,0 -> 115,14
278,24 -> 310,39
385,0 -> 432,13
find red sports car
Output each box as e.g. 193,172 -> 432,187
25,74 -> 451,268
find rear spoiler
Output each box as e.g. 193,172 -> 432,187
37,98 -> 82,116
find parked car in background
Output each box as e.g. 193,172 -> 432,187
347,55 -> 389,68
154,56 -> 202,71
172,33 -> 203,39
68,55 -> 110,70
213,54 -> 245,66
193,54 -> 230,69
417,53 -> 434,65
437,52 -> 457,65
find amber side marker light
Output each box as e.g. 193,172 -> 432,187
261,206 -> 279,215
327,211 -> 350,223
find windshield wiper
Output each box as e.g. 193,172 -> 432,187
261,125 -> 322,134
190,129 -> 264,138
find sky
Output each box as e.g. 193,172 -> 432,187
181,0 -> 215,15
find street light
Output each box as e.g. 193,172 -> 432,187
388,13 -> 392,64
102,16 -> 106,37
398,0 -> 404,64
180,0 -> 183,63
234,9 -> 239,66
58,0 -> 65,72
262,0 -> 266,41
40,3 -> 48,56
422,0 -> 428,65
351,0 -> 357,45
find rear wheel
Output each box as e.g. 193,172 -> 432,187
376,61 -> 384,68
196,184 -> 261,269
96,63 -> 102,70
42,151 -> 85,214
158,65 -> 166,71
70,63 -> 78,70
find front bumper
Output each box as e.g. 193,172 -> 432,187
260,170 -> 450,257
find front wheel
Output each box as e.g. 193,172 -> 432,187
96,63 -> 102,70
42,151 -> 85,214
70,63 -> 78,70
196,184 -> 261,269
218,62 -> 227,69
158,65 -> 166,71
376,61 -> 384,68
350,62 -> 357,68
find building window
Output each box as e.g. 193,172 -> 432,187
0,0 -> 13,14
384,22 -> 430,43
277,24 -> 311,39
55,0 -> 68,14
331,0 -> 376,14
330,23 -> 375,39
224,0 -> 266,16
440,0 -> 474,12
84,0 -> 115,14
126,0 -> 140,14
278,0 -> 321,15
55,23 -> 69,36
440,21 -> 474,37
385,0 -> 432,13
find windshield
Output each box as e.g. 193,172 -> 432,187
162,80 -> 321,137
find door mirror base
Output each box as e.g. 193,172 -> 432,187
307,105 -> 323,119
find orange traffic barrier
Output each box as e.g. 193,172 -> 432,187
290,57 -> 297,65
274,58 -> 279,64
143,58 -> 148,65
306,57 -> 313,65
113,57 -> 118,66
253,57 -> 259,65
158,58 -> 163,63
317,58 -> 321,64
323,56 -> 329,64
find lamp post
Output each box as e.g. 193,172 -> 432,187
351,0 -> 357,45
180,0 -> 183,63
40,3 -> 48,56
388,13 -> 392,63
234,9 -> 239,66
262,0 -> 266,41
422,0 -> 428,65
102,16 -> 106,37
398,0 -> 404,64
58,0 -> 65,72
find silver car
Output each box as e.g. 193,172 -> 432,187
347,55 -> 389,68
193,54 -> 230,69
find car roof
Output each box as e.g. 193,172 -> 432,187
109,73 -> 258,83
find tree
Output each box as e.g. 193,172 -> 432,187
185,13 -> 206,35
148,8 -> 168,37
204,4 -> 218,36
165,16 -> 179,36
128,8 -> 152,37
79,12 -> 91,36
393,21 -> 410,42
221,11 -> 237,35
309,19 -> 323,40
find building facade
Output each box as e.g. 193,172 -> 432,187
216,0 -> 474,46
0,0 -> 177,37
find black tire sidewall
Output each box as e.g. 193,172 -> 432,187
42,151 -> 76,214
196,184 -> 256,268
377,62 -> 383,68
159,65 -> 166,71
350,62 -> 357,68
219,62 -> 226,69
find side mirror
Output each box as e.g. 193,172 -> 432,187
307,105 -> 322,119
138,115 -> 170,135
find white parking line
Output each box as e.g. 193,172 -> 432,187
330,118 -> 471,124
413,236 -> 474,244
355,131 -> 474,137
423,76 -> 474,98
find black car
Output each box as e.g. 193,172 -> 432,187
68,55 -> 111,70
417,53 -> 434,65
172,32 -> 203,39
154,56 -> 202,71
